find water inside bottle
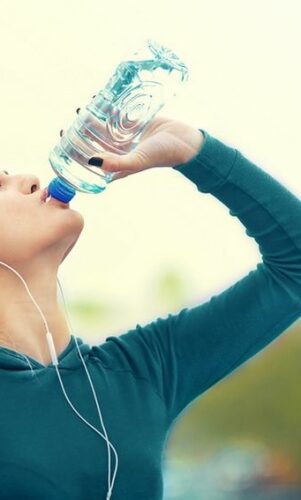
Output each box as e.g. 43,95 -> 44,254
48,39 -> 189,196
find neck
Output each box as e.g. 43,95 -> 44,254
0,258 -> 71,367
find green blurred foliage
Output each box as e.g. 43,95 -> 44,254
167,320 -> 301,478
151,268 -> 189,310
70,270 -> 301,479
67,299 -> 113,326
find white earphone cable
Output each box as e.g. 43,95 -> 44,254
0,260 -> 118,499
57,276 -> 119,497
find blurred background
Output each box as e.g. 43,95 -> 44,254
1,0 -> 301,497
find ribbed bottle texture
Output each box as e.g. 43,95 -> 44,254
48,39 -> 189,202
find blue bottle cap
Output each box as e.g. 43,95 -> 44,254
47,177 -> 76,203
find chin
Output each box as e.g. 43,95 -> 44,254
63,207 -> 85,235
69,206 -> 85,225
61,216 -> 85,264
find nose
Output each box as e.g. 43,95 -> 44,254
0,171 -> 41,194
17,174 -> 41,195
26,175 -> 41,194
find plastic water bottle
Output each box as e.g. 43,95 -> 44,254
47,39 -> 189,203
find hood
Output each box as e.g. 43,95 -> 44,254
0,335 -> 92,371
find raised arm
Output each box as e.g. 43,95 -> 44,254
98,128 -> 301,424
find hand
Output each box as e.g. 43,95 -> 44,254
88,115 -> 204,182
60,111 -> 204,182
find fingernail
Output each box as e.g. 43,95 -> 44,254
88,157 -> 103,167
59,129 -> 64,137
76,107 -> 81,114
92,95 -> 96,98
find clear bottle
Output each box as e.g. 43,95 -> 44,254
47,39 -> 189,203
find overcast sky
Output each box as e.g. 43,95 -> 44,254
1,0 -> 300,339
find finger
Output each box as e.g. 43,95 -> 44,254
88,151 -> 139,173
110,170 -> 133,181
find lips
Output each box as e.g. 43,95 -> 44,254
40,187 -> 49,203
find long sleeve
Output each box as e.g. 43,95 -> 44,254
103,129 -> 301,424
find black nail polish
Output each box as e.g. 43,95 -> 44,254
76,107 -> 81,114
88,157 -> 103,167
59,129 -> 64,137
92,95 -> 96,98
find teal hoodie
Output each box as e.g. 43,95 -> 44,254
1,129 -> 301,499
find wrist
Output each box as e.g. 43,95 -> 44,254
178,128 -> 205,165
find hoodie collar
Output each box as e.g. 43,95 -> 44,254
0,335 -> 91,371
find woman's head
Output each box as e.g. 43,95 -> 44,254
0,169 -> 84,365
0,169 -> 84,268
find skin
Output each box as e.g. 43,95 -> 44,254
0,170 -> 85,367
0,115 -> 203,368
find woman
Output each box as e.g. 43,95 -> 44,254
0,114 -> 300,499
